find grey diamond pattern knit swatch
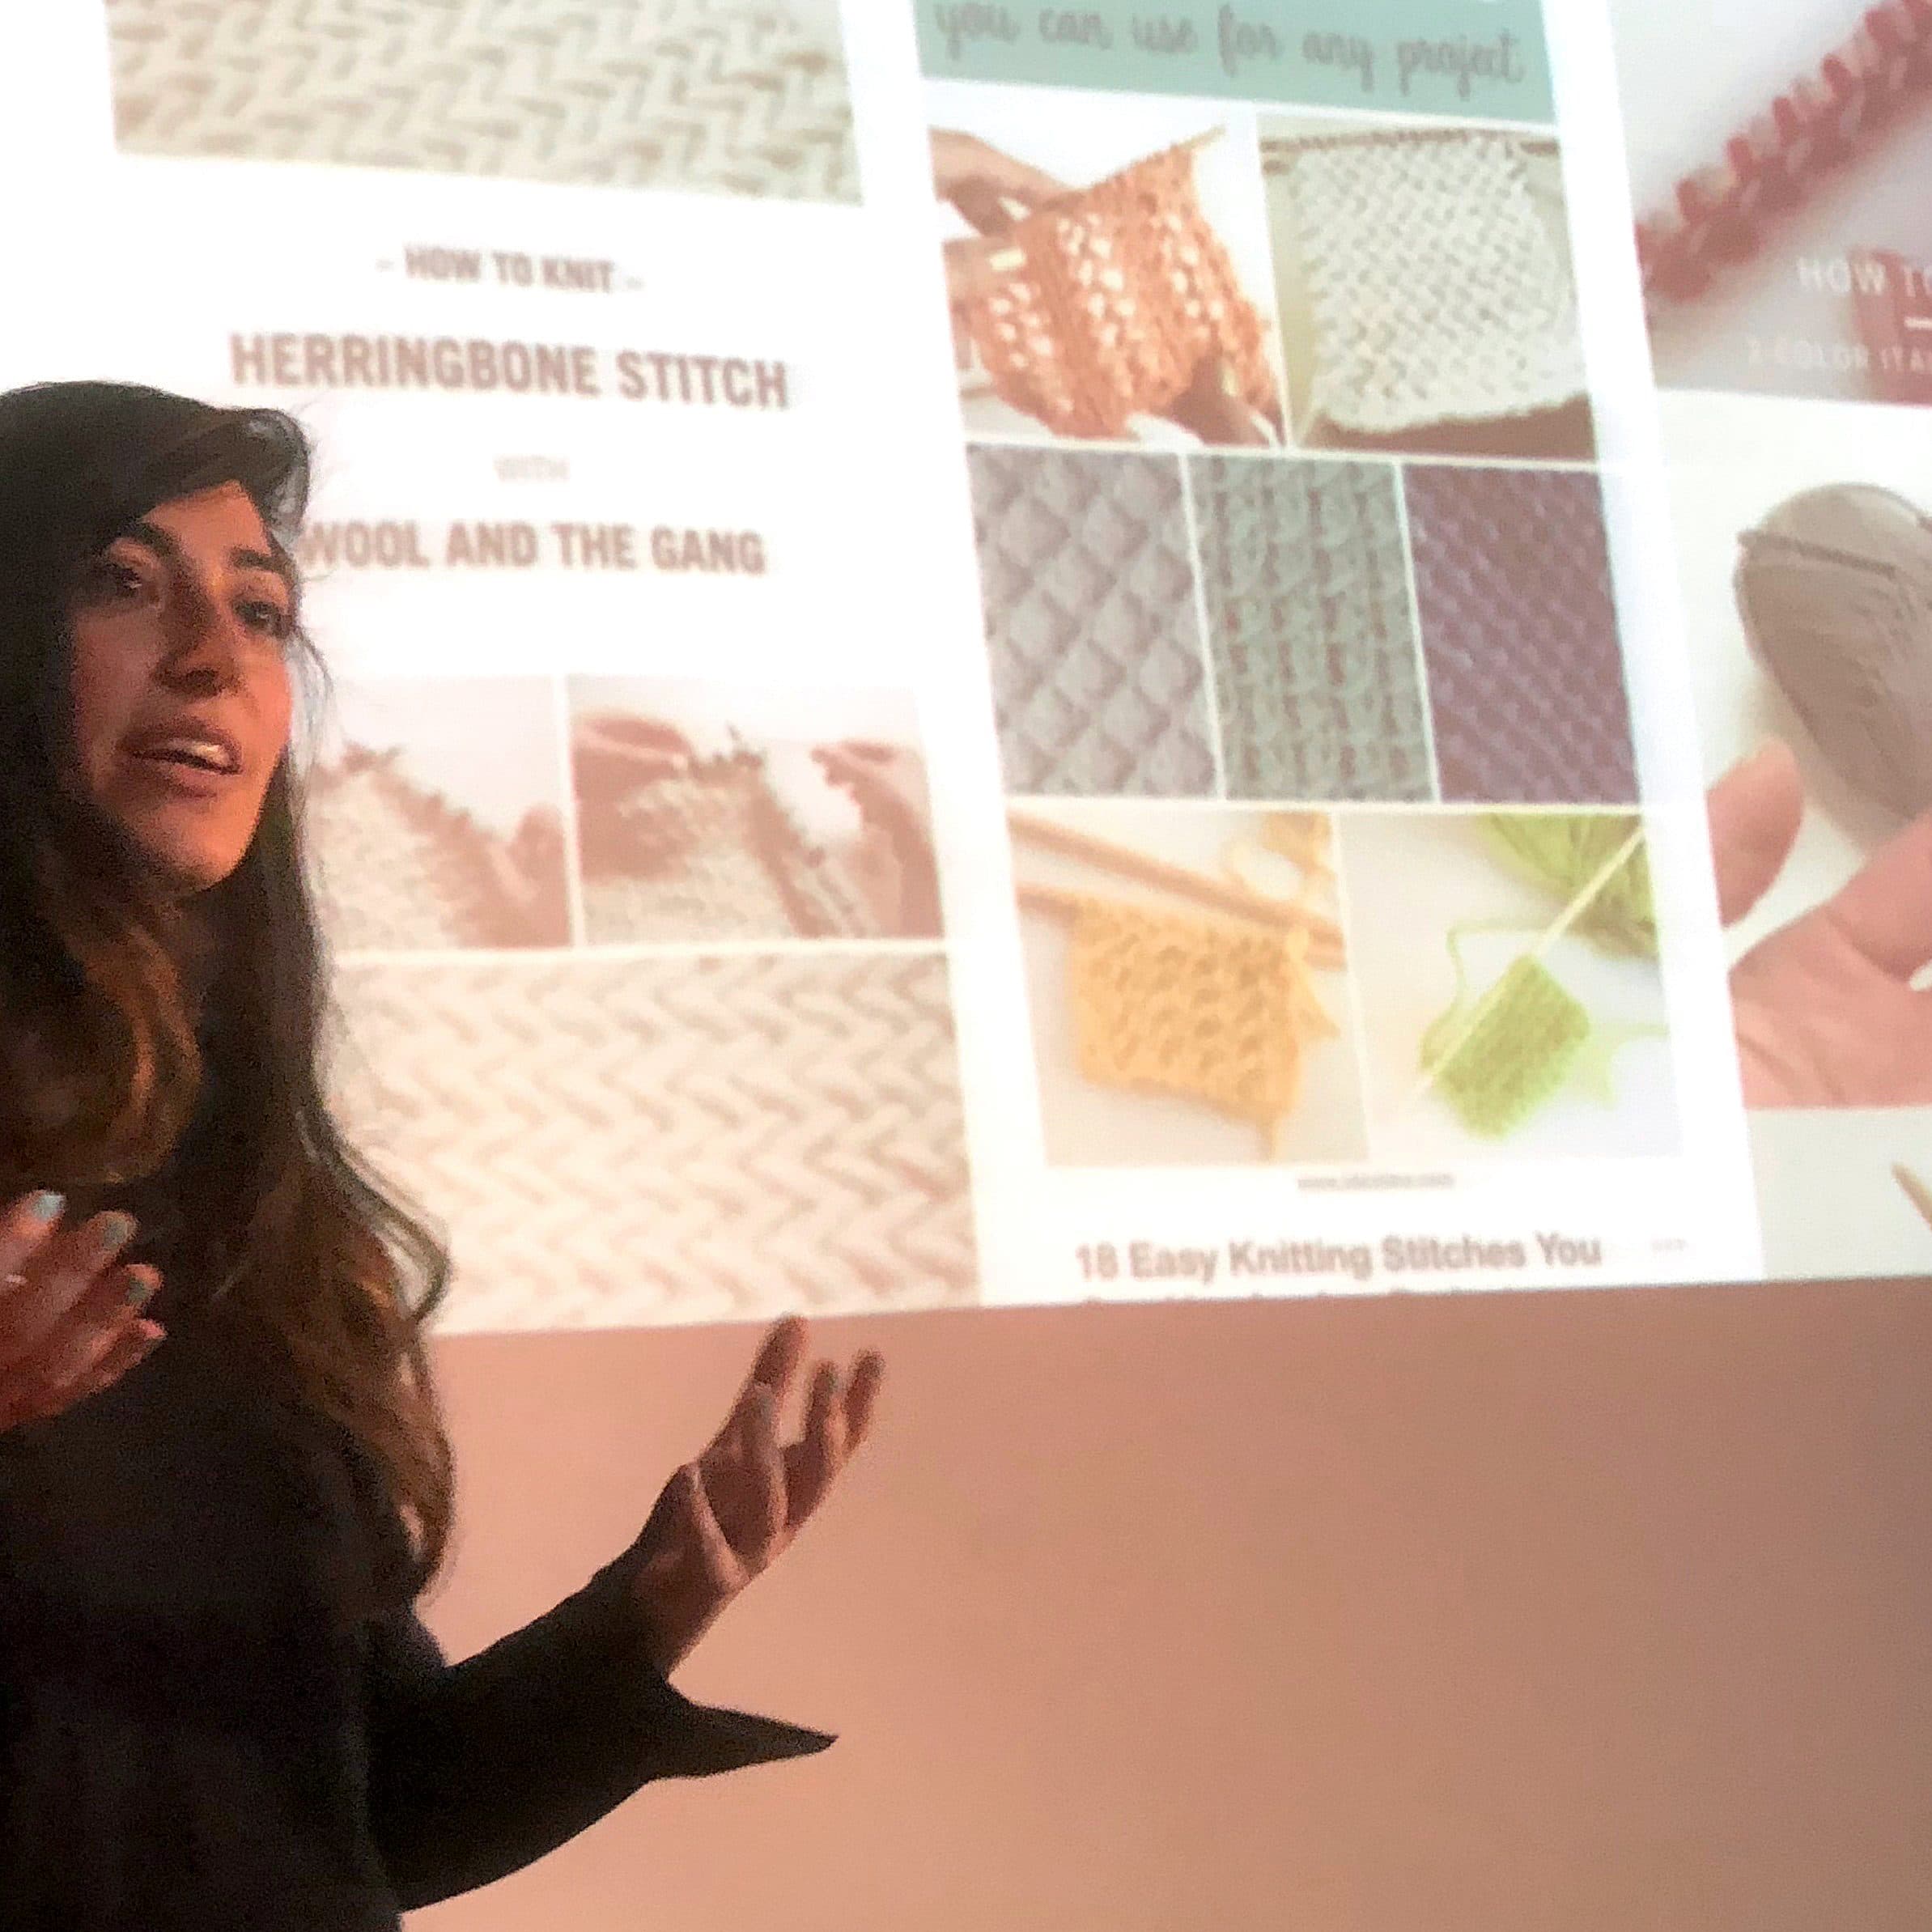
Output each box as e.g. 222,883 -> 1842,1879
970,447 -> 1216,798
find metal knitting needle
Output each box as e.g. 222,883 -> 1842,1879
1399,822 -> 1648,1119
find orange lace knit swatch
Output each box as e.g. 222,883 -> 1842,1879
1068,895 -> 1335,1131
964,142 -> 1280,440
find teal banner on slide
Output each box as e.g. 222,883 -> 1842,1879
916,1 -> 1555,122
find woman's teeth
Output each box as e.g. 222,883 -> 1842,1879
142,741 -> 237,774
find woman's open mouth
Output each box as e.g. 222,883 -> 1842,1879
122,722 -> 245,794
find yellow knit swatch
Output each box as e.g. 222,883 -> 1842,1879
1068,896 -> 1334,1128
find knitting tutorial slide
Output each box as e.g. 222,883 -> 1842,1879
4,8 -> 1928,1930
7,0 -> 1917,1321
1610,0 -> 1932,407
198,245 -> 991,1334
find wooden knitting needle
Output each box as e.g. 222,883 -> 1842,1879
1015,880 -> 1089,925
1017,877 -> 1347,972
1896,1164 -> 1932,1235
1009,809 -> 1345,960
1399,823 -> 1647,1118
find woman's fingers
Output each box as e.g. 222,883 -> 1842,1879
69,1316 -> 165,1405
788,1361 -> 849,1523
0,1211 -> 138,1369
741,1314 -> 809,1411
32,1263 -> 159,1395
740,1387 -> 788,1557
787,1350 -> 885,1526
0,1206 -> 169,1433
697,1386 -> 787,1568
844,1350 -> 885,1452
692,1323 -> 885,1577
0,1190 -> 66,1294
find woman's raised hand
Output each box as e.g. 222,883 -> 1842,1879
623,1316 -> 883,1676
0,1194 -> 163,1433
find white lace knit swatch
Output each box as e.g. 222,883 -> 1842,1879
1265,130 -> 1587,435
106,0 -> 859,202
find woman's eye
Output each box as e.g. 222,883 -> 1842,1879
82,556 -> 151,602
238,599 -> 294,641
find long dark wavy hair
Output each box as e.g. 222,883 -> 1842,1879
0,380 -> 452,1603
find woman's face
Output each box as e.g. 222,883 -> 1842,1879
66,482 -> 295,894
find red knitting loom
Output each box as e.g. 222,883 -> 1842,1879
1633,1 -> 1932,329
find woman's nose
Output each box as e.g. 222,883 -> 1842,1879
156,572 -> 244,693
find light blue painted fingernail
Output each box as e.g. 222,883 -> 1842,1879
23,1191 -> 63,1225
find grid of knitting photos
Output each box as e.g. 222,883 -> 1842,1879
303,673 -> 979,1332
930,80 -> 1677,1170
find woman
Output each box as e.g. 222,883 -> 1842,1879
0,379 -> 882,1929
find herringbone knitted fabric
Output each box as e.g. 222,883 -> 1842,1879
106,0 -> 859,202
1191,456 -> 1433,801
1263,129 -> 1586,435
1405,466 -> 1638,805
969,447 -> 1215,797
331,953 -> 977,1331
307,748 -> 568,951
580,751 -> 882,945
962,141 -> 1280,440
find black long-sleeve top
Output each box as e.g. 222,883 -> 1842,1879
0,1306 -> 830,1929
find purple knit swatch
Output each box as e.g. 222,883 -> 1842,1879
1405,466 -> 1638,804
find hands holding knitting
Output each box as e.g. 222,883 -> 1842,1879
932,128 -> 1069,322
1709,740 -> 1932,1107
813,740 -> 942,936
931,129 -> 1276,447
622,1318 -> 883,1678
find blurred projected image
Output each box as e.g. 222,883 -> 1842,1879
305,675 -> 570,955
1667,396 -> 1932,1115
105,0 -> 859,203
1614,0 -> 1932,406
1342,811 -> 1677,1166
1259,113 -> 1595,461
568,678 -> 941,946
1010,801 -> 1369,1167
